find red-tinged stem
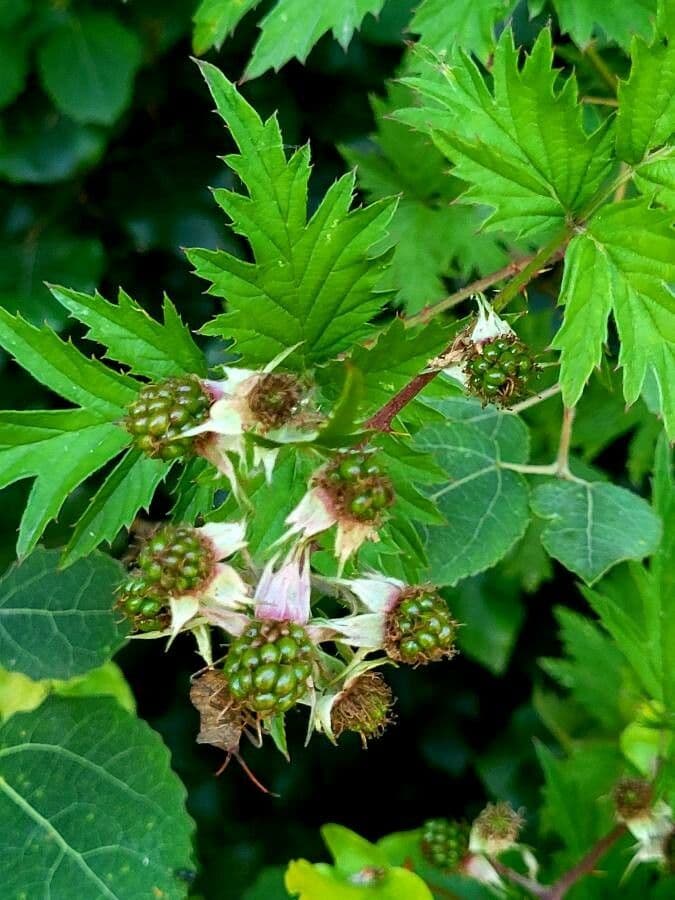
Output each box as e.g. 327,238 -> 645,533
544,824 -> 627,900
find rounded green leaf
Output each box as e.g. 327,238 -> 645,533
531,480 -> 663,584
0,548 -> 127,680
0,696 -> 194,898
37,13 -> 142,126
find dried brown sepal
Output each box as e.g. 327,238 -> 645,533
331,672 -> 395,747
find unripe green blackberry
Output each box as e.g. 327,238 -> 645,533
421,819 -> 470,872
125,376 -> 210,460
223,619 -> 314,715
385,588 -> 457,665
247,373 -> 303,429
319,451 -> 395,523
138,524 -> 213,594
465,336 -> 538,407
116,573 -> 170,633
330,672 -> 394,746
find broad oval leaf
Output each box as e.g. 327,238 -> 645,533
0,548 -> 126,680
531,480 -> 662,584
0,696 -> 194,898
416,403 -> 531,586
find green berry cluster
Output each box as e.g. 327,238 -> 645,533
247,373 -> 302,429
330,672 -> 394,745
138,524 -> 213,594
320,451 -> 395,523
223,619 -> 314,715
465,336 -> 537,406
421,819 -> 470,872
385,589 -> 457,665
116,576 -> 170,633
125,376 -> 210,460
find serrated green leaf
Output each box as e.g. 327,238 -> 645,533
49,285 -> 207,380
0,308 -> 137,418
415,399 -> 531,585
350,319 -> 451,414
0,697 -> 194,897
37,12 -> 142,126
410,0 -> 516,62
193,0 -> 259,54
0,410 -> 131,556
552,0 -> 657,52
541,607 -> 627,730
633,149 -> 675,207
244,0 -> 386,81
553,200 -> 675,436
63,450 -> 170,566
617,7 -> 675,163
0,548 -> 126,680
190,64 -> 396,369
342,85 -> 512,312
531,479 -> 662,583
398,28 -> 614,238
536,742 -> 623,860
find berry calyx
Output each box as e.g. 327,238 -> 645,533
385,588 -> 457,665
125,376 -> 210,460
223,619 -> 315,715
614,778 -> 654,821
465,336 -> 538,407
330,672 -> 394,746
138,524 -> 214,594
116,573 -> 170,633
421,819 -> 470,872
319,451 -> 395,524
247,373 -> 303,429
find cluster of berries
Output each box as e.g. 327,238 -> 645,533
465,336 -> 538,406
319,451 -> 395,523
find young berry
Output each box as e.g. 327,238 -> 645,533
223,619 -> 314,715
385,588 -> 457,665
318,451 -> 395,525
125,376 -> 210,460
247,372 -> 303,429
330,672 -> 394,746
465,336 -> 538,407
421,819 -> 470,872
116,573 -> 170,633
137,524 -> 214,594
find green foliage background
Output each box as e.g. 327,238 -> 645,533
0,1 -> 673,898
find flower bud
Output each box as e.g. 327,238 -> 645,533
330,671 -> 394,746
125,376 -> 211,460
470,802 -> 524,856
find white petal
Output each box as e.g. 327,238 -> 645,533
195,398 -> 245,437
471,294 -> 514,344
254,551 -> 311,624
339,574 -> 404,614
198,521 -> 247,560
205,563 -> 251,609
462,855 -> 503,890
220,366 -> 259,391
335,520 -> 378,573
312,691 -> 338,743
441,365 -> 468,388
253,445 -> 279,482
169,595 -> 200,639
285,487 -> 337,538
197,438 -> 244,501
317,613 -> 385,649
202,606 -> 251,636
